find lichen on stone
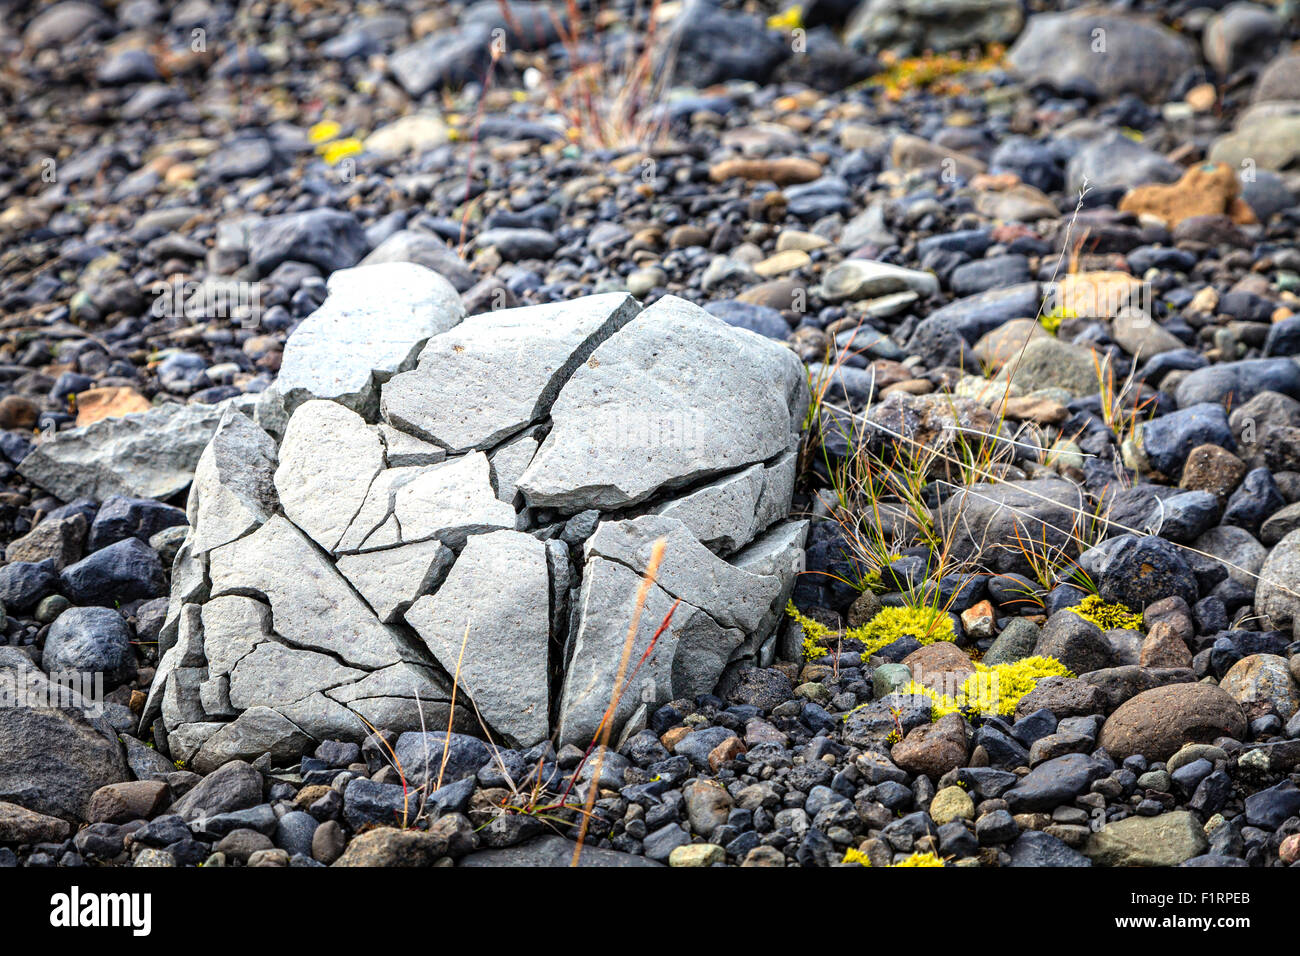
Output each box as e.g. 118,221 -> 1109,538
902,655 -> 1074,719
1069,593 -> 1143,631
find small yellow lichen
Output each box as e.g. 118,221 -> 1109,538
902,655 -> 1074,719
854,604 -> 955,660
891,851 -> 945,867
868,47 -> 1005,102
1070,594 -> 1143,631
1039,305 -> 1071,335
319,138 -> 364,165
767,5 -> 803,31
308,120 -> 342,143
785,601 -> 956,664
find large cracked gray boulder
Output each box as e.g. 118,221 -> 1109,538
151,268 -> 808,769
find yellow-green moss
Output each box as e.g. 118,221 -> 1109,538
1069,594 -> 1143,631
902,655 -> 1075,719
842,848 -> 945,867
854,605 -> 955,659
1039,305 -> 1071,335
787,601 -> 830,660
892,851 -> 945,867
786,601 -> 956,664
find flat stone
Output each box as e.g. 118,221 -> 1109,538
274,400 -> 385,553
228,643 -> 367,710
557,557 -> 743,746
655,450 -> 796,555
192,707 -> 314,775
382,292 -> 638,453
19,401 -> 230,501
277,261 -> 464,415
208,515 -> 413,670
584,514 -> 783,633
517,295 -> 806,512
336,540 -> 455,624
187,407 -> 278,555
404,530 -> 550,745
1085,811 -> 1207,866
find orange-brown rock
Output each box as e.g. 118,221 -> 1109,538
74,386 -> 151,427
1119,162 -> 1256,229
0,395 -> 39,430
903,642 -> 975,695
708,157 -> 823,186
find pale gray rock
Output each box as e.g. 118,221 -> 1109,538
228,643 -> 366,710
382,293 -> 639,453
164,722 -> 223,764
489,432 -> 539,507
730,519 -> 810,656
280,693 -> 370,742
275,400 -> 385,553
517,296 -> 807,512
199,676 -> 236,718
161,665 -> 207,728
379,424 -> 446,466
819,259 -> 940,302
405,530 -> 550,745
336,539 -> 455,623
1008,9 -> 1198,102
334,465 -> 431,553
18,401 -> 229,502
326,661 -> 451,705
557,558 -> 744,746
191,707 -> 313,774
201,595 -> 274,679
654,449 -> 797,554
584,515 -> 783,633
276,262 -> 465,416
389,452 -> 516,548
655,463 -> 766,553
154,290 -> 807,766
1256,528 -> 1300,632
208,516 -> 413,669
187,407 -> 278,555
361,230 -> 477,292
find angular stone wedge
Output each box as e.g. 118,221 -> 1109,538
405,529 -> 550,745
381,292 -> 640,453
208,515 -> 415,669
337,539 -> 455,623
276,262 -> 466,416
557,557 -> 743,746
517,295 -> 807,512
584,514 -> 783,633
274,400 -> 385,553
188,407 -> 279,555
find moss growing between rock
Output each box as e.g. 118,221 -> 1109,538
786,601 -> 956,663
891,851 -> 945,867
786,601 -> 830,660
853,604 -> 955,659
842,848 -> 946,867
902,655 -> 1074,719
1069,594 -> 1143,631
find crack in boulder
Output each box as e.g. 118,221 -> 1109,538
156,271 -> 808,766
